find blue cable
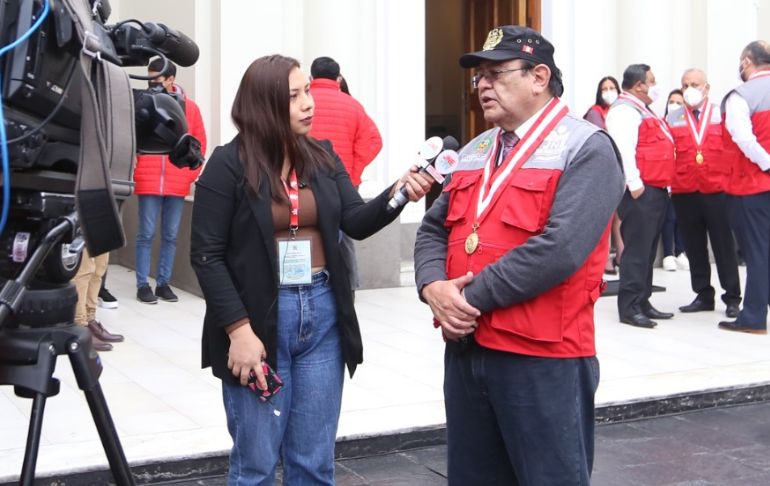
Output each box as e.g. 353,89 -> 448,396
0,0 -> 51,236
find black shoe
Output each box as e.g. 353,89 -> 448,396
137,285 -> 158,304
718,321 -> 767,335
679,298 -> 715,313
155,284 -> 179,302
725,303 -> 740,319
620,313 -> 658,329
642,305 -> 674,320
98,287 -> 119,309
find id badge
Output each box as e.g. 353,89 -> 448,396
277,237 -> 312,285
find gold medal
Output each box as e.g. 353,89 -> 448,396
696,151 -> 704,164
465,224 -> 480,254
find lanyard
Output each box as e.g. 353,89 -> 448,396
281,169 -> 300,237
748,69 -> 770,80
618,92 -> 674,144
683,98 -> 713,148
476,97 -> 569,221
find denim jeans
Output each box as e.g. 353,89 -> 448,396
444,340 -> 600,486
135,195 -> 185,287
222,271 -> 344,485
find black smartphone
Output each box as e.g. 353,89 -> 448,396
248,362 -> 284,402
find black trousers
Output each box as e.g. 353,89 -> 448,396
617,185 -> 669,318
671,192 -> 741,305
444,340 -> 599,486
728,193 -> 770,329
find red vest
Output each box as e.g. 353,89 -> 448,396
442,120 -> 609,358
613,97 -> 676,188
666,103 -> 730,194
721,74 -> 770,195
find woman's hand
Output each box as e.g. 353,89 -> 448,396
391,165 -> 435,201
226,323 -> 267,389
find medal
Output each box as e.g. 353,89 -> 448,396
465,224 -> 479,254
696,151 -> 704,164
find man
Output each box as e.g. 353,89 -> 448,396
606,64 -> 676,328
133,58 -> 206,304
73,249 -> 125,352
309,56 -> 382,291
719,41 -> 770,334
414,26 -> 623,485
666,69 -> 742,319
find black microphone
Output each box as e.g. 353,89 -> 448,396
110,22 -> 200,67
387,136 -> 460,212
141,23 -> 200,67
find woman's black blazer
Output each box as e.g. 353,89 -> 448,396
190,137 -> 402,383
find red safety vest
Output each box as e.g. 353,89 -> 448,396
721,73 -> 770,195
666,102 -> 730,194
442,118 -> 609,358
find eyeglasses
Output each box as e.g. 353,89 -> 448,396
471,67 -> 529,89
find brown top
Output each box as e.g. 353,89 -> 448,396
271,184 -> 326,271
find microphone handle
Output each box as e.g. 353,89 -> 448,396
386,163 -> 431,213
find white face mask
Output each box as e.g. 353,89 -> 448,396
683,86 -> 704,107
601,90 -> 618,105
668,102 -> 682,114
647,84 -> 661,103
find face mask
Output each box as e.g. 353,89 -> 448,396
647,84 -> 661,103
738,60 -> 749,82
601,90 -> 618,105
667,102 -> 682,113
683,86 -> 704,107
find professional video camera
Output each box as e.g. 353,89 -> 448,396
0,1 -> 204,483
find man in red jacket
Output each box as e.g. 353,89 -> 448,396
134,59 -> 207,304
309,57 -> 382,291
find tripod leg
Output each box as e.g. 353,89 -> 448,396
19,393 -> 47,486
82,384 -> 136,486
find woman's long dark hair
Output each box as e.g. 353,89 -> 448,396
232,54 -> 334,201
594,76 -> 620,108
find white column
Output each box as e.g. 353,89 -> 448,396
706,0 -> 759,103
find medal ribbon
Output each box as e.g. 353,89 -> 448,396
281,169 -> 300,235
684,98 -> 713,149
476,97 -> 569,221
748,69 -> 770,80
618,92 -> 674,144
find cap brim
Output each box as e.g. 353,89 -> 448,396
459,50 -> 522,68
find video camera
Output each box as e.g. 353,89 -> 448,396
0,0 -> 203,296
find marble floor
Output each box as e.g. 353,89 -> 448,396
0,263 -> 768,481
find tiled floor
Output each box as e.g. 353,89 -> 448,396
1,263 -> 769,481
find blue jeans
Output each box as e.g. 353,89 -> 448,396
444,340 -> 600,485
135,195 -> 185,287
222,271 -> 344,485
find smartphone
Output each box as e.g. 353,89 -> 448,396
248,362 -> 284,402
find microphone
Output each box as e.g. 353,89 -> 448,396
110,22 -> 200,67
141,23 -> 200,67
387,136 -> 460,212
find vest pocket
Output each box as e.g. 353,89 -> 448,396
443,173 -> 479,227
485,284 -> 565,343
499,170 -> 554,233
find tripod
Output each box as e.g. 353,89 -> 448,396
0,215 -> 135,486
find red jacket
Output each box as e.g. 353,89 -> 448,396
309,78 -> 382,186
134,87 -> 207,196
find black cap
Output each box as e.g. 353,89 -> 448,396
459,25 -> 562,95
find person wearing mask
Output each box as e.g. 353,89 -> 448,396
190,54 -> 433,485
719,41 -> 770,334
414,26 -> 624,485
666,70 -> 741,318
606,64 -> 676,329
660,90 -> 690,272
134,58 -> 207,304
309,56 -> 382,294
585,76 -> 623,274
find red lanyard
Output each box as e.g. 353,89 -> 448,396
618,92 -> 674,144
281,169 -> 300,236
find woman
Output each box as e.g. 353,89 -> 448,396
585,76 -> 623,274
584,76 -> 620,130
660,89 -> 689,271
190,54 -> 432,485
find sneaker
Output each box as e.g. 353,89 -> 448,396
98,287 -> 119,309
155,284 -> 179,302
675,253 -> 690,271
137,285 -> 158,304
662,255 -> 677,271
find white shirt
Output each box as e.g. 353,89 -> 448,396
724,92 -> 770,172
605,103 -> 644,192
